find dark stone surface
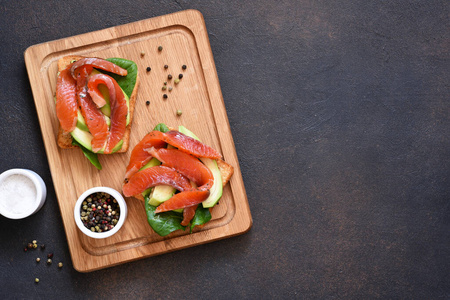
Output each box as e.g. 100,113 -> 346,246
0,1 -> 448,299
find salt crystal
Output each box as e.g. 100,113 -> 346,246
0,174 -> 36,215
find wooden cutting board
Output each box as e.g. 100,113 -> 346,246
24,10 -> 252,272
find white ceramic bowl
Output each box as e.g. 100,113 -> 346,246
74,187 -> 127,239
0,168 -> 47,219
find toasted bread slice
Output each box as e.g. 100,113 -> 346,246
56,55 -> 139,153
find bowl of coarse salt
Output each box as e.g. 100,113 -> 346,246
0,169 -> 47,219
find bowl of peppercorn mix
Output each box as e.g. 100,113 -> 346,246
74,187 -> 127,239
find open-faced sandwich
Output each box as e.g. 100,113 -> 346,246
55,56 -> 139,169
122,123 -> 234,236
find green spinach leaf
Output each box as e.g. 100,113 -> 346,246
105,58 -> 138,98
190,206 -> 212,232
145,196 -> 185,236
72,139 -> 102,170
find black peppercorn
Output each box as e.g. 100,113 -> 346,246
158,46 -> 163,51
146,67 -> 151,72
178,74 -> 183,79
163,94 -> 168,99
146,101 -> 150,105
182,65 -> 187,70
164,64 -> 168,69
168,74 -> 172,80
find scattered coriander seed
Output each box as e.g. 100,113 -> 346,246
164,64 -> 168,69
32,240 -> 37,244
168,74 -> 172,80
176,109 -> 183,116
178,73 -> 183,79
58,262 -> 63,268
47,258 -> 52,264
146,101 -> 150,106
36,257 -> 40,262
158,46 -> 163,51
174,78 -> 180,84
182,65 -> 187,70
35,278 -> 39,283
140,51 -> 145,57
168,86 -> 173,92
162,86 -> 167,91
163,94 -> 168,99
146,67 -> 151,72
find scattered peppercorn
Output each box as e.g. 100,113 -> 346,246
36,258 -> 40,262
47,258 -> 52,265
162,86 -> 167,91
164,81 -> 167,85
32,240 -> 37,244
47,253 -> 53,259
146,101 -> 150,106
140,51 -> 145,57
40,244 -> 45,250
178,74 -> 183,79
164,64 -> 168,69
176,109 -> 183,116
174,78 -> 180,84
168,74 -> 172,80
168,86 -> 173,92
58,262 -> 63,268
33,244 -> 37,249
146,67 -> 151,72
163,94 -> 168,99
27,243 -> 33,249
24,247 -> 28,252
182,65 -> 187,70
35,278 -> 39,283
158,46 -> 163,51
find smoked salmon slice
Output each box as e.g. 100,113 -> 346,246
181,205 -> 198,226
155,190 -> 210,213
70,57 -> 127,80
124,132 -> 167,180
76,66 -> 108,153
122,166 -> 192,197
55,65 -> 77,132
147,148 -> 214,189
87,73 -> 112,108
163,131 -> 222,159
124,130 -> 221,180
88,74 -> 128,154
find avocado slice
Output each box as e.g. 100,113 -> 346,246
70,127 -> 93,150
148,185 -> 176,206
70,127 -> 123,154
76,110 -> 89,131
178,126 -> 223,208
138,157 -> 182,212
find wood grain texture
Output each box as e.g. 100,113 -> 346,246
24,10 -> 252,272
